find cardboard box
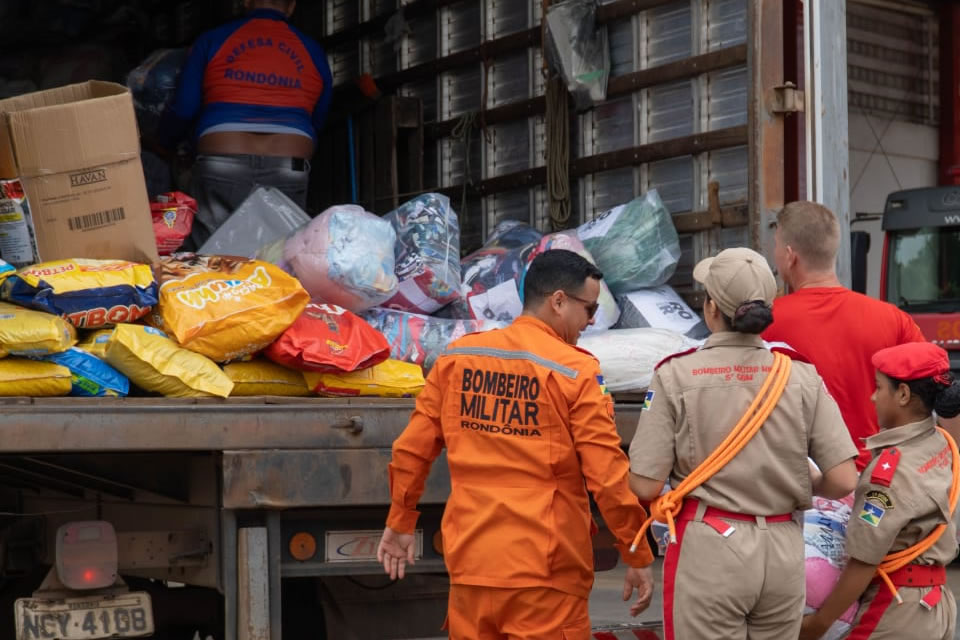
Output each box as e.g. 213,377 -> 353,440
0,81 -> 159,264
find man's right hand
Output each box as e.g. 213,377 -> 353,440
377,526 -> 416,580
623,566 -> 655,616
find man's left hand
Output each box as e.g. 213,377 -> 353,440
623,566 -> 655,616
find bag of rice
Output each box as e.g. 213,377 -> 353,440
42,347 -> 129,397
303,359 -> 425,397
265,302 -> 390,373
0,302 -> 76,356
2,259 -> 158,329
104,324 -> 233,398
0,358 -> 72,396
76,329 -> 113,358
0,259 -> 14,282
223,360 -> 311,397
152,254 -> 309,362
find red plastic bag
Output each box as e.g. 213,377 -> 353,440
150,192 -> 196,255
264,302 -> 390,373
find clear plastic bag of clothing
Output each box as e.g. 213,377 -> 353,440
382,193 -> 462,314
256,204 -> 398,313
544,0 -> 610,111
437,221 -> 543,321
576,190 -> 681,294
363,307 -> 505,372
803,494 -> 857,640
199,186 -> 310,258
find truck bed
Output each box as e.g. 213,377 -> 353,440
0,397 -> 644,509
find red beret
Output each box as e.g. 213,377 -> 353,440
871,342 -> 949,381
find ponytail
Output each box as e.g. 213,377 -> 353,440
729,300 -> 774,334
935,378 -> 960,419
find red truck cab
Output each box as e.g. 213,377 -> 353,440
880,187 -> 960,372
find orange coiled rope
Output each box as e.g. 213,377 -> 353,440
630,351 -> 792,552
874,426 -> 960,604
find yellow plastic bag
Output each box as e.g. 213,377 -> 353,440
104,324 -> 233,398
223,360 -> 311,397
0,302 -> 76,356
76,329 -> 113,358
153,255 -> 309,362
304,359 -> 425,397
0,358 -> 72,396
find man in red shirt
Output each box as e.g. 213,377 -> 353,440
762,201 -> 926,470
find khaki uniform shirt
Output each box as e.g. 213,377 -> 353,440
846,417 -> 958,566
629,332 -> 858,515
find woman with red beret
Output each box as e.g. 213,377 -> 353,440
800,341 -> 960,639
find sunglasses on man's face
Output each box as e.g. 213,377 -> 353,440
564,292 -> 599,319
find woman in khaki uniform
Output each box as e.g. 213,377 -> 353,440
800,342 -> 960,640
628,247 -> 860,640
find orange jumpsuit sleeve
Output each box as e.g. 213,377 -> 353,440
386,363 -> 446,534
568,360 -> 655,568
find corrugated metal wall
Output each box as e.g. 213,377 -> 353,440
847,0 -> 939,127
323,0 -> 752,290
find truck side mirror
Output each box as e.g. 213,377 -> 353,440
850,231 -> 871,294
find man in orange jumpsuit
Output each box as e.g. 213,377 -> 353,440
378,249 -> 655,640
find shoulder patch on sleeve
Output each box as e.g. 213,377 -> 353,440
595,374 -> 610,395
654,347 -> 699,371
864,489 -> 894,510
870,448 -> 901,487
858,496 -> 888,527
643,389 -> 655,410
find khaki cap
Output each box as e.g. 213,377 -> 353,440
693,247 -> 776,318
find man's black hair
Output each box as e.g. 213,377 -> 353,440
523,249 -> 603,309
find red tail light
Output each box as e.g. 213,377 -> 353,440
55,521 -> 118,590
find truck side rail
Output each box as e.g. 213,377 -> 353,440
0,397 -> 644,453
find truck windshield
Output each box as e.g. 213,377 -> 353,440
887,226 -> 960,311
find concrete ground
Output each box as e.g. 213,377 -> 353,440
589,559 -> 960,638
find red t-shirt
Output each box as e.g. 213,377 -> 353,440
762,287 -> 926,470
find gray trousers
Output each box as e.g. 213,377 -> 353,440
186,153 -> 310,250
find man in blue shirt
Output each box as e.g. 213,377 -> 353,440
159,0 -> 333,248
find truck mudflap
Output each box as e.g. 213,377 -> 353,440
591,623 -> 664,639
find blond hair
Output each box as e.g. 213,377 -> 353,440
777,201 -> 839,271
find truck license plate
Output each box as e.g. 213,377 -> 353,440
325,529 -> 423,563
15,591 -> 154,639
